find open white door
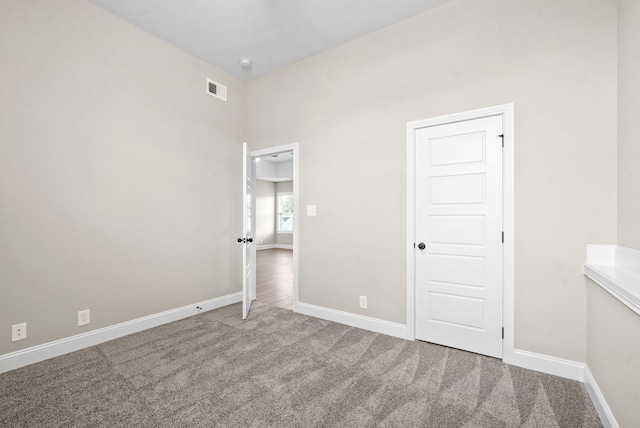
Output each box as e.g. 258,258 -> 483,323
240,142 -> 256,319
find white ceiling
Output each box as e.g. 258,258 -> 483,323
88,0 -> 450,81
259,151 -> 293,164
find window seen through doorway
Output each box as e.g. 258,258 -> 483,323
277,192 -> 294,233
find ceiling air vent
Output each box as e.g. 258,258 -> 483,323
206,78 -> 227,101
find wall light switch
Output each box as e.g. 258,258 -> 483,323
307,205 -> 317,216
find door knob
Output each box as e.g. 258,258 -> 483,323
247,237 -> 253,243
237,238 -> 245,243
418,242 -> 426,250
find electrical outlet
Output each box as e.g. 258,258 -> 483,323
12,323 -> 27,342
359,296 -> 368,309
78,309 -> 90,326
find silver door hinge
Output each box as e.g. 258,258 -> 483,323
502,327 -> 504,339
498,134 -> 504,147
501,232 -> 504,243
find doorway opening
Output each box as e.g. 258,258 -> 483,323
250,144 -> 299,313
256,247 -> 293,309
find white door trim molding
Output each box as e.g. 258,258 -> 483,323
406,103 -> 515,364
250,143 -> 300,312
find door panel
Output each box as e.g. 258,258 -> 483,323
429,254 -> 485,287
429,174 -> 485,205
415,115 -> 503,358
241,143 -> 256,320
429,215 -> 485,245
429,293 -> 485,329
430,132 -> 485,166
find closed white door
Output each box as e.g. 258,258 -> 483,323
415,115 -> 503,358
241,143 -> 256,320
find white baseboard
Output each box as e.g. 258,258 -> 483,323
584,366 -> 619,428
513,350 -> 618,426
0,292 -> 242,374
512,349 -> 586,381
0,293 -> 619,428
257,244 -> 293,250
296,302 -> 408,339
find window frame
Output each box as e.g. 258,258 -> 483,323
276,192 -> 294,234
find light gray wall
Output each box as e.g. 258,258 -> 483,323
587,281 -> 640,428
585,1 -> 640,426
0,0 -> 243,355
256,160 -> 293,181
275,181 -> 294,246
245,0 -> 617,362
256,180 -> 276,245
617,0 -> 640,250
255,160 -> 277,179
1,0 -> 625,380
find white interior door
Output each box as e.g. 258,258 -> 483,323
415,115 -> 503,358
241,142 -> 256,319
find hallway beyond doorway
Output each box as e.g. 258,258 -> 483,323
256,249 -> 293,310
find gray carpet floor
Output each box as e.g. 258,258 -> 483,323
0,302 -> 603,427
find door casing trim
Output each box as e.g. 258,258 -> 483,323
250,143 -> 300,312
406,104 -> 514,363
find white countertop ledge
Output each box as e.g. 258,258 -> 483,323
584,245 -> 640,316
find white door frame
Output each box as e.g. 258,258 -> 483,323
406,104 -> 515,364
250,143 -> 300,312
